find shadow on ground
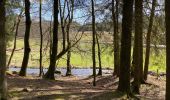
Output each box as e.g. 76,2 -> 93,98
8,75 -> 165,100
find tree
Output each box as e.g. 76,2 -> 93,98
91,0 -> 96,86
5,0 -> 22,45
96,33 -> 102,76
118,0 -> 134,94
6,0 -> 23,68
7,11 -> 23,68
66,0 -> 74,76
19,0 -> 31,76
143,0 -> 156,81
59,0 -> 66,51
112,0 -> 120,76
165,0 -> 170,99
44,0 -> 59,80
0,0 -> 7,99
39,0 -> 43,76
44,0 -> 82,78
132,0 -> 143,94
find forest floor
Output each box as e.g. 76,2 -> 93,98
7,74 -> 165,100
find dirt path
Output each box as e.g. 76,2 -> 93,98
7,75 -> 165,100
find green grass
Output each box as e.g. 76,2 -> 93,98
7,38 -> 166,72
146,49 -> 166,72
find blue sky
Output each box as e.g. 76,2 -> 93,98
16,0 -> 164,25
28,0 -> 111,25
29,0 -> 88,24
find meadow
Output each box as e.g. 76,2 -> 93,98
7,37 -> 166,73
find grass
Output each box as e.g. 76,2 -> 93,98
7,38 -> 166,73
146,49 -> 166,72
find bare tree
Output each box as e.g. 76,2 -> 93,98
44,0 -> 59,80
143,0 -> 156,81
19,0 -> 32,76
112,0 -> 120,76
39,0 -> 43,76
91,0 -> 96,86
7,11 -> 23,68
96,33 -> 102,76
59,0 -> 66,51
66,0 -> 74,76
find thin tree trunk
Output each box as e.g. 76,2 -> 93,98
44,0 -> 59,80
91,0 -> 96,86
7,11 -> 22,68
0,0 -> 7,99
96,34 -> 102,76
143,0 -> 156,81
165,0 -> 170,99
59,0 -> 66,51
19,0 -> 31,76
49,15 -> 52,59
66,0 -> 74,76
39,0 -> 43,77
112,0 -> 120,76
66,47 -> 71,76
118,0 -> 134,95
66,13 -> 72,76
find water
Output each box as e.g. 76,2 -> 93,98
9,68 -> 113,77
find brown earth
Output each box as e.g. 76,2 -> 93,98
7,74 -> 165,100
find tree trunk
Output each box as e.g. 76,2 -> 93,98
44,0 -> 59,80
59,0 -> 66,51
39,0 -> 43,77
132,0 -> 143,94
66,43 -> 71,76
66,11 -> 72,76
118,0 -> 133,95
0,0 -> 7,99
143,0 -> 156,81
96,34 -> 102,76
66,0 -> 74,76
91,0 -> 96,86
49,15 -> 53,59
133,0 -> 143,94
112,0 -> 120,76
7,11 -> 22,68
19,0 -> 31,76
139,6 -> 144,84
165,0 -> 170,99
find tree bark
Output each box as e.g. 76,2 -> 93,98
44,0 -> 59,80
19,0 -> 31,76
66,48 -> 71,76
165,0 -> 170,99
91,0 -> 96,86
0,0 -> 7,99
143,0 -> 156,81
96,34 -> 102,76
39,0 -> 43,77
66,0 -> 74,76
133,0 -> 143,94
59,0 -> 66,51
112,0 -> 120,76
118,0 -> 134,95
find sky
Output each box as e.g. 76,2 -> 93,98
28,0 -> 88,24
28,0 -> 111,25
18,0 -> 164,25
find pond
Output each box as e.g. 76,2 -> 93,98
9,67 -> 113,77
